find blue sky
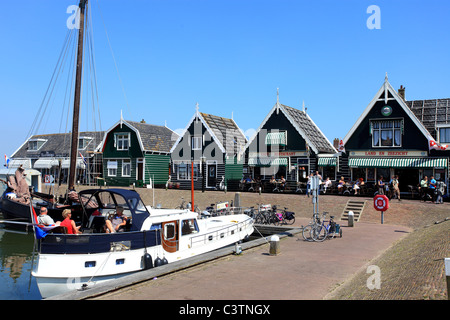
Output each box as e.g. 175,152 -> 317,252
1,0 -> 449,158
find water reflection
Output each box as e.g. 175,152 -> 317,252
0,227 -> 42,300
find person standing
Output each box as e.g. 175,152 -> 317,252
435,180 -> 446,204
377,176 -> 385,195
391,175 -> 401,201
429,176 -> 437,202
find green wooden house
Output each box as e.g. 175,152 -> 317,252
170,108 -> 247,190
101,119 -> 178,187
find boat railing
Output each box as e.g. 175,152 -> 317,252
189,216 -> 253,249
201,206 -> 253,217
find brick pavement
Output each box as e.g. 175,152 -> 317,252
60,186 -> 450,299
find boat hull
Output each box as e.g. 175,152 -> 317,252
32,214 -> 254,298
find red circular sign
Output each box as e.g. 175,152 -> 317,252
373,195 -> 389,211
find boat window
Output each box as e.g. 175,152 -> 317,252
165,223 -> 176,240
116,259 -> 125,265
85,261 -> 96,268
181,219 -> 199,236
127,197 -> 149,215
150,223 -> 161,230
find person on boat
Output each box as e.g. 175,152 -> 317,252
37,207 -> 60,226
60,209 -> 81,234
105,206 -> 128,233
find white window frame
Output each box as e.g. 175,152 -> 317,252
28,139 -> 47,152
116,133 -> 130,151
107,160 -> 118,177
371,119 -> 403,148
122,159 -> 131,177
176,163 -> 199,181
437,125 -> 450,144
191,136 -> 202,150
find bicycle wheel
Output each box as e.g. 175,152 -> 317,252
311,225 -> 328,242
284,212 -> 295,225
301,224 -> 314,242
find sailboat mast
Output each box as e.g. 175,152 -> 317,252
68,0 -> 88,190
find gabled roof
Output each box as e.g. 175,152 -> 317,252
245,102 -> 337,154
343,76 -> 432,144
103,120 -> 177,153
170,109 -> 247,155
405,98 -> 450,138
12,131 -> 104,158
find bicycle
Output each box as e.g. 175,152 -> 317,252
301,213 -> 320,242
175,197 -> 200,213
272,205 -> 296,226
253,203 -> 273,224
310,212 -> 342,241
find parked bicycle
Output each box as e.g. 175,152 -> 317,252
175,197 -> 200,213
272,205 -> 296,225
302,212 -> 342,242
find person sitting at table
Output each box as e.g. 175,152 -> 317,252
270,176 -> 276,184
323,177 -> 332,193
353,178 -> 364,195
279,175 -> 286,191
337,176 -> 346,193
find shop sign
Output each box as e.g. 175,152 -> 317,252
249,151 -> 308,157
350,150 -> 427,157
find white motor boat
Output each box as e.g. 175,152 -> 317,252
32,188 -> 254,298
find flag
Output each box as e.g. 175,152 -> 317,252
4,154 -> 10,168
428,136 -> 449,151
337,139 -> 346,153
79,152 -> 87,166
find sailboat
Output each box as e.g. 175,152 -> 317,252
7,0 -> 254,298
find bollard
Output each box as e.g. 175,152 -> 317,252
269,235 -> 280,256
348,211 -> 354,227
234,192 -> 241,214
445,258 -> 450,300
234,242 -> 242,255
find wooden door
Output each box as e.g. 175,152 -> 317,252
162,220 -> 178,253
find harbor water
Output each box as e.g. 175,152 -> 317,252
0,213 -> 42,300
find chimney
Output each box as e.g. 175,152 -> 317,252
333,138 -> 340,149
398,85 -> 406,101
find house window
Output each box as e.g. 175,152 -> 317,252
191,136 -> 202,150
439,127 -> 450,144
116,134 -> 130,151
28,139 -> 47,152
371,119 -> 402,147
122,159 -> 131,177
107,160 -> 118,176
176,163 -> 199,180
78,137 -> 93,150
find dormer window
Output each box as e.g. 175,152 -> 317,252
78,137 -> 93,150
28,139 -> 47,152
114,133 -> 130,151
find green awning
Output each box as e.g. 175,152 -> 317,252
248,157 -> 288,167
349,158 -> 448,168
318,157 -> 337,167
265,132 -> 287,146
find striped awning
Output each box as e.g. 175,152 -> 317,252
349,158 -> 448,168
248,157 -> 288,167
265,132 -> 287,146
318,157 -> 337,167
33,159 -> 60,169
